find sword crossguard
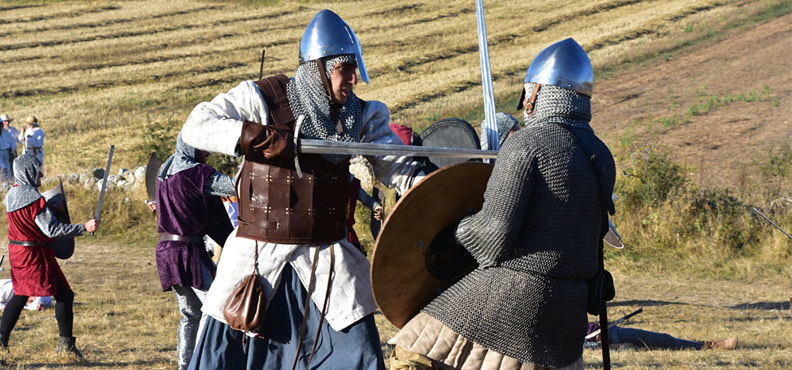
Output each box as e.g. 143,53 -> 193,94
293,115 -> 305,179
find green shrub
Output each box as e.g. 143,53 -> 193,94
139,119 -> 180,164
615,146 -> 690,211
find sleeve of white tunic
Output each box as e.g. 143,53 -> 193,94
181,81 -> 267,156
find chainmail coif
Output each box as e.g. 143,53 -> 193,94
423,85 -> 616,367
159,132 -> 201,180
523,82 -> 591,129
4,154 -> 43,212
286,54 -> 364,164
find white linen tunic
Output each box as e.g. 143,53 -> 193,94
181,80 -> 421,331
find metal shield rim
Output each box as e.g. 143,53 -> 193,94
370,161 -> 492,328
418,118 -> 481,169
145,152 -> 161,202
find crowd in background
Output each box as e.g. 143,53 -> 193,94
0,114 -> 45,182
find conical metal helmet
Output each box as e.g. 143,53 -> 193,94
523,38 -> 593,96
299,9 -> 369,84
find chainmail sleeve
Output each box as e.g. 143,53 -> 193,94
455,135 -> 537,267
356,187 -> 380,210
34,207 -> 85,238
203,171 -> 236,197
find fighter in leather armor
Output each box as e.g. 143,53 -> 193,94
180,9 -> 424,370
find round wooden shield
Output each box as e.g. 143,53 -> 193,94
370,162 -> 492,328
41,180 -> 74,259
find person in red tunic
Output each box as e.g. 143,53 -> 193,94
0,154 -> 98,357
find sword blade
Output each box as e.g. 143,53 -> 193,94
585,308 -> 643,340
751,207 -> 792,240
298,138 -> 498,159
95,145 -> 115,221
604,219 -> 624,249
476,0 -> 499,156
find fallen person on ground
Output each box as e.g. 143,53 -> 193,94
585,321 -> 737,350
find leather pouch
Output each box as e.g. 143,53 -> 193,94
223,243 -> 266,332
586,268 -> 615,316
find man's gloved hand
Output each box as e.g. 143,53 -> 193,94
239,120 -> 295,162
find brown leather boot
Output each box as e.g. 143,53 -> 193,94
703,336 -> 737,350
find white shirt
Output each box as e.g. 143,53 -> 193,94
181,80 -> 423,331
20,126 -> 44,164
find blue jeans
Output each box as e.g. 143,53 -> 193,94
609,326 -> 703,349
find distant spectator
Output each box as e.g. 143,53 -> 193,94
1,115 -> 22,148
20,116 -> 44,165
0,115 -> 18,181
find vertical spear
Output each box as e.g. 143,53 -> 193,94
476,0 -> 499,162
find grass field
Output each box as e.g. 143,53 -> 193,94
1,0 -> 792,368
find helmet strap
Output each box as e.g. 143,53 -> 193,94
315,59 -> 334,103
524,83 -> 542,116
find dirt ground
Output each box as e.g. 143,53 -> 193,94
375,267 -> 792,369
591,12 -> 792,191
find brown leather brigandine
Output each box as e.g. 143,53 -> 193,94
236,74 -> 351,244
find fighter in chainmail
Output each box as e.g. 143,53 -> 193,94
480,112 -> 520,148
179,10 -> 423,369
0,154 -> 99,358
390,38 -> 616,369
154,133 -> 235,370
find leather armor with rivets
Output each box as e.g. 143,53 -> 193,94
235,74 -> 351,244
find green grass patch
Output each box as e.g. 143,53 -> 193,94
687,85 -> 773,116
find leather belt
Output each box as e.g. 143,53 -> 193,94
158,232 -> 203,245
9,239 -> 47,247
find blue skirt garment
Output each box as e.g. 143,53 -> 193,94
188,264 -> 385,370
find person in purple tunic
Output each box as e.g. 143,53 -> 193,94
155,134 -> 235,370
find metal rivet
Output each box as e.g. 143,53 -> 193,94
417,240 -> 424,248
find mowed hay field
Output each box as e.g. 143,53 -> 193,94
1,0 -> 792,369
0,0 -> 787,175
